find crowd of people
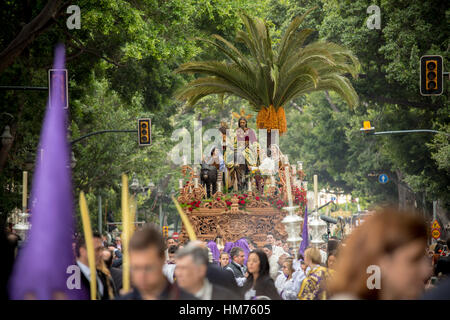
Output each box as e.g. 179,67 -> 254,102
3,207 -> 450,300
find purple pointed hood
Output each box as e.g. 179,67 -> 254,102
9,44 -> 86,300
207,241 -> 220,264
299,205 -> 309,258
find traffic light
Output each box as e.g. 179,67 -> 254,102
360,120 -> 375,134
420,55 -> 443,96
138,118 -> 151,146
162,226 -> 169,237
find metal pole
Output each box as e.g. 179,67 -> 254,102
98,195 -> 102,235
432,200 -> 437,244
0,86 -> 48,91
374,129 -> 449,137
313,175 -> 318,212
70,129 -> 138,145
159,202 -> 163,229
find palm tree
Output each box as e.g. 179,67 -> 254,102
175,7 -> 360,138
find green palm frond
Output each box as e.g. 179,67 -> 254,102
175,8 -> 360,112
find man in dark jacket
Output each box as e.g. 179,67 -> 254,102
175,244 -> 240,300
118,225 -> 197,300
228,247 -> 247,287
75,233 -> 112,300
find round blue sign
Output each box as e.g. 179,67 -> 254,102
378,174 -> 389,184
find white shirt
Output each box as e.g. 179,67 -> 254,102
194,279 -> 214,300
275,273 -> 298,300
163,263 -> 176,284
77,260 -> 104,297
320,249 -> 327,265
268,254 -> 279,281
270,245 -> 286,259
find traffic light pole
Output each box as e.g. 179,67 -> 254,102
70,129 -> 138,145
373,129 -> 450,137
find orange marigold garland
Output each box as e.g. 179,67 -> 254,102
256,105 -> 287,134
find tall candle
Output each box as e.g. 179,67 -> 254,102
194,178 -> 199,188
271,175 -> 275,186
22,171 -> 28,211
179,179 -> 183,189
285,161 -> 293,207
248,178 -> 252,192
182,155 -> 187,166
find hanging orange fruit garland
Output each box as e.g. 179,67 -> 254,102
256,105 -> 287,134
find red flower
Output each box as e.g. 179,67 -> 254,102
239,200 -> 245,205
255,196 -> 260,200
195,203 -> 199,207
217,197 -> 221,201
188,207 -> 193,211
226,201 -> 232,206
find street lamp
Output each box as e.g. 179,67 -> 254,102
282,206 -> 303,260
70,151 -> 77,169
308,212 -> 327,247
13,211 -> 31,243
1,125 -> 13,147
130,176 -> 140,193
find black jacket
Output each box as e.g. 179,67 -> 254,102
211,283 -> 241,300
228,261 -> 246,278
117,279 -> 198,300
206,263 -> 240,295
110,267 -> 123,294
243,275 -> 281,300
80,269 -> 112,300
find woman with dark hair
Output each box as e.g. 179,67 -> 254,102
243,249 -> 281,300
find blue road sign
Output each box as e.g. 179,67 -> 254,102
378,174 -> 389,184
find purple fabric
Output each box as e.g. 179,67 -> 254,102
207,241 -> 220,263
234,238 -> 250,265
9,44 -> 86,300
223,242 -> 236,254
299,205 -> 309,257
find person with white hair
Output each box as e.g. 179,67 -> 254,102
175,244 -> 239,300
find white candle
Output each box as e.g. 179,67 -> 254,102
217,181 -> 222,192
194,178 -> 199,188
271,176 -> 275,186
285,165 -> 293,207
182,156 -> 187,166
248,178 -> 252,192
179,179 -> 183,189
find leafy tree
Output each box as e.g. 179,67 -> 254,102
175,8 -> 360,138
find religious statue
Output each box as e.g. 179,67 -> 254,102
224,109 -> 259,191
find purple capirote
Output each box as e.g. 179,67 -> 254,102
207,240 -> 220,264
298,205 -> 309,258
9,43 -> 87,300
234,238 -> 250,265
223,241 -> 235,254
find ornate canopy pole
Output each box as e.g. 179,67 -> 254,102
281,156 -> 303,259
